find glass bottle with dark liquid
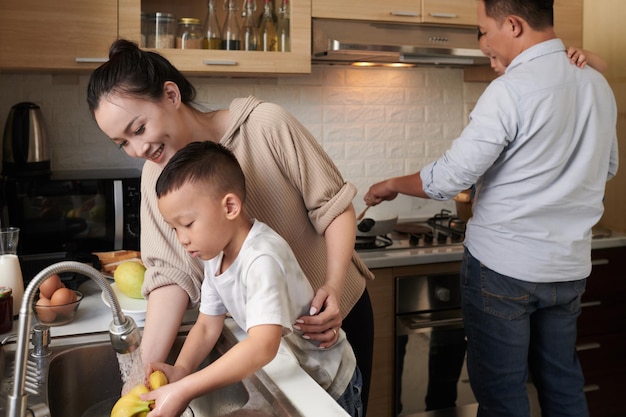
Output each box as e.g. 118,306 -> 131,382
222,0 -> 241,50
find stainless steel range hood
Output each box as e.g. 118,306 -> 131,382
313,19 -> 489,67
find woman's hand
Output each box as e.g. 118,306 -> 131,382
567,46 -> 588,68
294,285 -> 343,349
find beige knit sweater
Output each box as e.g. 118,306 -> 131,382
140,96 -> 374,317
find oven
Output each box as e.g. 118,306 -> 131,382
395,266 -> 477,417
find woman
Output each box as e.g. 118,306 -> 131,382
87,39 -> 374,413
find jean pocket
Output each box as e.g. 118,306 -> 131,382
480,266 -> 532,320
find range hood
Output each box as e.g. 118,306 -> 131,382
313,19 -> 489,67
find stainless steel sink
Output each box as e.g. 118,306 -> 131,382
2,326 -> 302,417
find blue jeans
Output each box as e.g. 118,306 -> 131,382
461,248 -> 589,417
336,366 -> 363,417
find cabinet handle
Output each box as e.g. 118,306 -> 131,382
583,384 -> 600,393
202,60 -> 238,66
428,12 -> 459,19
581,300 -> 602,308
576,342 -> 601,352
390,10 -> 421,17
591,258 -> 609,266
75,58 -> 108,63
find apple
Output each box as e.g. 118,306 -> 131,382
113,261 -> 146,299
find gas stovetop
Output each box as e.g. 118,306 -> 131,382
355,209 -> 466,251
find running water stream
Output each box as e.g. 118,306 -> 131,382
117,348 -> 145,395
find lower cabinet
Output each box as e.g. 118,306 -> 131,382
578,247 -> 626,417
366,267 -> 394,417
364,245 -> 626,417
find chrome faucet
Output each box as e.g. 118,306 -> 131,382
6,261 -> 142,417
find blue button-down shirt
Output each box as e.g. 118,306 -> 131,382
421,38 -> 618,282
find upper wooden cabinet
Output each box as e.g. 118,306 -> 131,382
312,0 -> 477,27
0,0 -> 116,71
121,0 -> 312,76
0,0 -> 310,75
422,0 -> 478,26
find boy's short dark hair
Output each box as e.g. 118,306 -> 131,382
156,141 -> 246,202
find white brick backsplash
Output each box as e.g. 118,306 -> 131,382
0,65 -> 487,219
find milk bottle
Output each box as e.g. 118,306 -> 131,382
0,227 -> 24,317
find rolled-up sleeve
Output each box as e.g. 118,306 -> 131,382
421,81 -> 517,200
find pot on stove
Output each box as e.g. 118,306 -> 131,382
356,205 -> 398,237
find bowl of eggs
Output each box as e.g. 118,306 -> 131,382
33,274 -> 83,326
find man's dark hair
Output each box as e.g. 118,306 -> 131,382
156,141 -> 246,203
483,0 -> 554,30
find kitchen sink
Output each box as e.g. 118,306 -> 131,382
2,326 -> 302,417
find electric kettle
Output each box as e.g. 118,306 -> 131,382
2,102 -> 51,177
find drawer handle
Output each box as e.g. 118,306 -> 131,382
576,342 -> 601,352
390,10 -> 421,17
429,12 -> 459,19
581,300 -> 602,308
202,60 -> 238,66
75,57 -> 109,63
591,258 -> 609,266
583,384 -> 600,393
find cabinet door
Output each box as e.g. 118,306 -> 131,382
0,0 -> 116,71
312,0 -> 422,23
422,0 -> 478,26
121,0 -> 311,75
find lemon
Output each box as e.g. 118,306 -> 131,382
114,261 -> 146,299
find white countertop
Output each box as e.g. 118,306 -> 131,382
2,279 -> 348,417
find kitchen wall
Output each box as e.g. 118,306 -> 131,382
0,65 -> 487,219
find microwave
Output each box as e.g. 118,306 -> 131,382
1,168 -> 141,257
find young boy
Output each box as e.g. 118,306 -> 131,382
142,141 -> 362,417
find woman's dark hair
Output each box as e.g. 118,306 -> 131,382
87,39 -> 196,115
483,0 -> 553,30
156,141 -> 247,203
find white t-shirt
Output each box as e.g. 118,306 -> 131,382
200,220 -> 356,399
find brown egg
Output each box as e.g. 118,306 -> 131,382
40,274 -> 64,299
35,296 -> 57,323
50,287 -> 79,318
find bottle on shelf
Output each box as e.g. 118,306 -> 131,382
277,0 -> 290,52
258,0 -> 277,52
203,0 -> 223,49
222,0 -> 241,50
241,0 -> 258,51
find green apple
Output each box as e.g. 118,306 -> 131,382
114,261 -> 146,299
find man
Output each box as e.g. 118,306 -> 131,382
364,1 -> 618,416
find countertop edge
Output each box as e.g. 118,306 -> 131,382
358,235 -> 626,270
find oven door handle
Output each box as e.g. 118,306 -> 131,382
397,315 -> 464,335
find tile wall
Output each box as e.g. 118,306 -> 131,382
0,66 -> 488,219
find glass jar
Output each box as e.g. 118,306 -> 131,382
0,287 -> 13,334
145,12 -> 176,48
176,18 -> 203,49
